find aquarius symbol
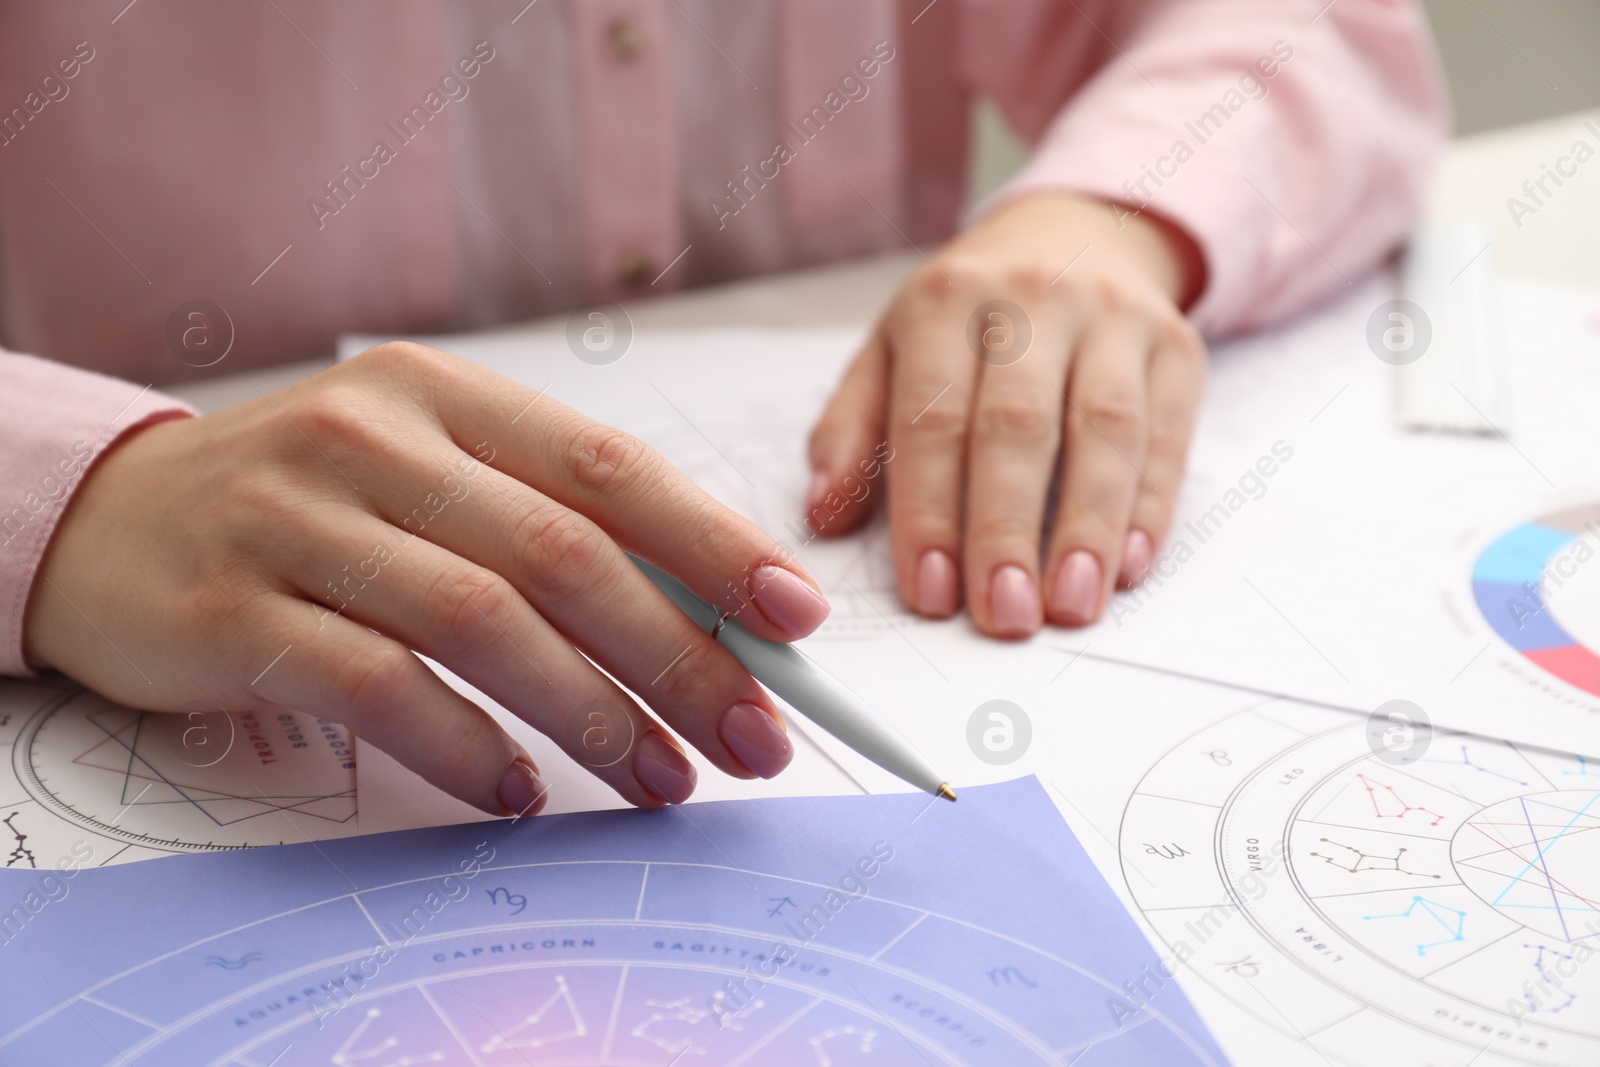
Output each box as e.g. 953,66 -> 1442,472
204,952 -> 264,970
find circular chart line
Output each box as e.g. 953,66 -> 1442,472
201,958 -> 978,1067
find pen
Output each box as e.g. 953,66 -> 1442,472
632,557 -> 957,802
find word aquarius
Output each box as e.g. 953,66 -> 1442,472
308,42 -> 496,230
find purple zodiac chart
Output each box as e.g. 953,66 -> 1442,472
0,780 -> 1228,1067
1120,700 -> 1600,1067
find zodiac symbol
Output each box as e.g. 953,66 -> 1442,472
486,886 -> 527,915
204,952 -> 263,970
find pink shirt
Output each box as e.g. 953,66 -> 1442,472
0,0 -> 1447,674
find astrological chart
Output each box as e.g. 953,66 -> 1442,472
1120,700 -> 1600,1067
0,780 -> 1229,1067
0,676 -> 358,869
1465,502 -> 1600,704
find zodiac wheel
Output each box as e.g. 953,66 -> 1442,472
1120,700 -> 1600,1067
5,683 -> 357,865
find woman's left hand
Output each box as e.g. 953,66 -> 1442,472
806,191 -> 1208,637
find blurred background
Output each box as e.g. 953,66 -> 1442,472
964,0 -> 1600,291
969,0 -> 1600,200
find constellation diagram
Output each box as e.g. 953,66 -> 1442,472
1307,838 -> 1441,879
1361,896 -> 1469,956
1523,944 -> 1580,1015
810,1026 -> 877,1065
1355,773 -> 1446,827
1422,744 -> 1531,787
1120,699 -> 1600,1067
330,1008 -> 444,1067
3,812 -> 35,869
2,681 -> 359,866
479,975 -> 585,1052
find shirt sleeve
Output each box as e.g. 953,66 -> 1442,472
0,351 -> 195,677
967,0 -> 1450,338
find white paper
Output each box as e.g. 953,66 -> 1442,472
0,676 -> 359,868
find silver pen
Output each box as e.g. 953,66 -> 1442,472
632,557 -> 957,802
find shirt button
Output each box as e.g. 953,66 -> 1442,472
607,17 -> 645,62
616,250 -> 655,287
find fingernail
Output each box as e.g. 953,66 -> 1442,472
719,701 -> 794,779
804,469 -> 829,513
1050,550 -> 1102,624
497,757 -> 547,818
634,732 -> 697,804
1119,529 -> 1153,588
915,548 -> 959,617
988,564 -> 1039,635
750,565 -> 830,638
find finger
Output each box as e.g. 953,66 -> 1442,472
883,274 -> 981,618
419,355 -> 828,643
292,513 -> 720,807
244,600 -> 548,817
1122,330 -> 1207,587
962,307 -> 1074,637
356,467 -> 795,784
1043,318 -> 1152,626
804,332 -> 892,539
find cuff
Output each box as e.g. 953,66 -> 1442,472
974,102 -> 1265,340
0,352 -> 196,677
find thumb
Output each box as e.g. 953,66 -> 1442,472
804,332 -> 890,539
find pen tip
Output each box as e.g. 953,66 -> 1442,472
937,783 -> 957,802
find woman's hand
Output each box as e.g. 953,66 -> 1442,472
807,192 -> 1208,636
24,343 -> 827,814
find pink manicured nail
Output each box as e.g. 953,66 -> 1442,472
750,565 -> 830,638
804,470 -> 829,513
988,564 -> 1039,635
634,733 -> 697,804
1050,550 -> 1102,624
1119,529 -> 1153,588
497,757 -> 547,818
915,549 -> 959,617
719,701 -> 794,779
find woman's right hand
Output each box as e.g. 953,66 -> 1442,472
23,342 -> 827,815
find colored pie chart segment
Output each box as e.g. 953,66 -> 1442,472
1472,505 -> 1600,697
